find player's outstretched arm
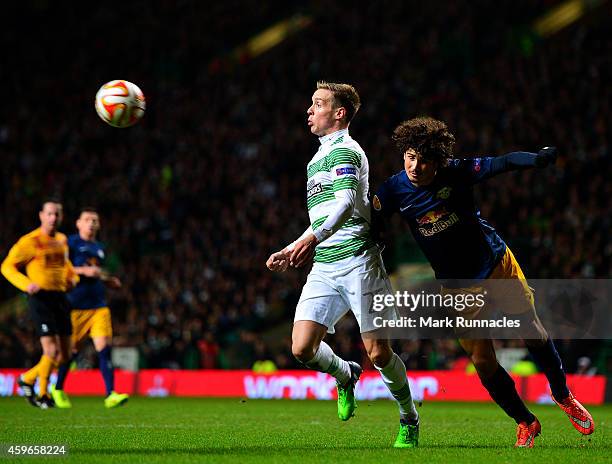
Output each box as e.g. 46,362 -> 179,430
462,147 -> 558,182
491,146 -> 557,172
491,147 -> 557,169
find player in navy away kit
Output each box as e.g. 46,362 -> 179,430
373,117 -> 594,448
50,208 -> 129,408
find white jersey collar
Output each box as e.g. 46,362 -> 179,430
318,128 -> 349,146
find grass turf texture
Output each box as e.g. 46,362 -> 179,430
0,397 -> 609,463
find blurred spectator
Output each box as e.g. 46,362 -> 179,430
576,357 -> 597,376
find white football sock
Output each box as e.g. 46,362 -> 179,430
305,341 -> 351,385
376,352 -> 418,421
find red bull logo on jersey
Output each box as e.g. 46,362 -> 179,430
417,208 -> 447,225
417,207 -> 459,236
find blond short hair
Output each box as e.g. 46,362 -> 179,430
316,81 -> 361,123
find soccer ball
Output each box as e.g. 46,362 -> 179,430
95,80 -> 146,128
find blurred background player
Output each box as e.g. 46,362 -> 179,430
267,82 -> 419,448
1,200 -> 77,409
373,116 -> 595,447
51,207 -> 128,408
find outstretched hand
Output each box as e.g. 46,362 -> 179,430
535,146 -> 557,167
266,250 -> 290,272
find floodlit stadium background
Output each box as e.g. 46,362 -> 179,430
0,0 -> 610,401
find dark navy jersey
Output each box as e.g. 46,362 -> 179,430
374,152 -> 540,280
67,234 -> 107,309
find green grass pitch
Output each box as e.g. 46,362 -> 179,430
0,397 -> 609,463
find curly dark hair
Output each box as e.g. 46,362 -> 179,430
392,117 -> 456,166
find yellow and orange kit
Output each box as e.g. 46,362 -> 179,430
1,228 -> 78,292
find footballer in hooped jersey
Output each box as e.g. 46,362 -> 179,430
372,116 -> 595,447
267,81 -> 420,448
50,207 -> 129,409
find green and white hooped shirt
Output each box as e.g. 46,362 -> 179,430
306,129 -> 377,267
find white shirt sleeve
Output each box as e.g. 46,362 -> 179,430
312,189 -> 355,242
285,225 -> 314,252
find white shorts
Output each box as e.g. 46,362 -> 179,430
294,253 -> 396,334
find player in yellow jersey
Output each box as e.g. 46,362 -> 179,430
1,200 -> 78,409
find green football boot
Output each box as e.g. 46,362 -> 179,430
50,384 -> 72,408
394,419 -> 419,448
104,391 -> 129,408
337,361 -> 362,421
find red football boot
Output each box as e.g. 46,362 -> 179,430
553,392 -> 595,435
515,417 -> 541,448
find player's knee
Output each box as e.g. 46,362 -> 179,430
93,338 -> 109,352
367,344 -> 392,367
292,343 -> 315,363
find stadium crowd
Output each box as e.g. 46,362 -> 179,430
0,1 -> 610,374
